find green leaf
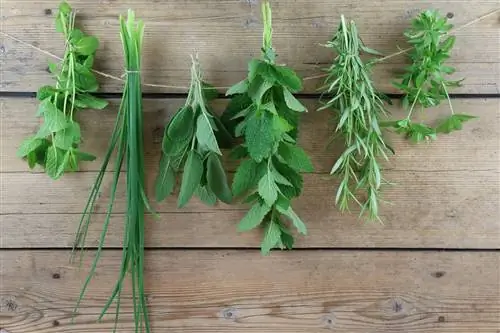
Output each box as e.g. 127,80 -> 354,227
74,65 -> 99,92
232,158 -> 258,197
74,94 -> 109,109
273,158 -> 303,197
226,79 -> 249,96
206,153 -> 232,204
37,86 -> 58,101
83,55 -> 95,68
27,151 -> 38,169
196,113 -> 222,155
283,88 -> 306,112
435,113 -> 478,134
277,206 -> 307,235
201,82 -> 219,101
178,150 -> 204,208
43,102 -> 68,132
278,142 -> 314,172
167,106 -> 195,141
195,185 -> 217,206
244,112 -> 275,162
70,29 -> 84,43
17,137 -> 44,157
53,123 -> 80,150
56,150 -> 71,178
248,76 -> 273,104
72,149 -> 96,162
58,1 -> 72,14
155,154 -> 176,202
237,202 -> 271,231
45,145 -> 64,179
74,36 -> 99,55
271,168 -> 293,186
261,220 -> 282,255
258,170 -> 279,206
274,66 -> 302,92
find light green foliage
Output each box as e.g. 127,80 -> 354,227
319,15 -> 392,222
385,9 -> 477,141
71,10 -> 153,333
155,55 -> 233,207
17,1 -> 107,179
222,1 -> 313,255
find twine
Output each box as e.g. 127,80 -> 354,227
0,8 -> 498,90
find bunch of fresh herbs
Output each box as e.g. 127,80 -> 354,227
17,1 -> 107,179
383,9 -> 477,142
319,15 -> 393,222
72,10 -> 153,332
222,1 -> 314,255
155,55 -> 233,207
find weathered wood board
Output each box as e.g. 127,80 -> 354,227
1,98 -> 499,249
2,0 -> 499,93
0,250 -> 499,332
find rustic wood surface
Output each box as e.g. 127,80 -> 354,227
1,0 -> 499,93
1,0 -> 500,332
1,250 -> 499,332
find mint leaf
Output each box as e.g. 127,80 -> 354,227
244,112 -> 275,162
17,137 -> 44,157
195,185 -> 217,206
277,206 -> 307,235
283,88 -> 306,112
226,79 -> 249,96
261,220 -> 281,255
248,76 -> 273,104
238,202 -> 271,231
43,101 -> 67,132
53,122 -> 81,150
206,153 -> 232,204
74,94 -> 109,109
258,169 -> 279,206
232,158 -> 258,197
45,145 -> 64,179
278,143 -> 314,172
56,150 -> 71,178
74,36 -> 99,55
155,154 -> 176,202
436,114 -> 478,134
274,66 -> 302,92
178,150 -> 204,208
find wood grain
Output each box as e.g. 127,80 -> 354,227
0,250 -> 499,333
2,98 -> 498,173
2,0 -> 499,93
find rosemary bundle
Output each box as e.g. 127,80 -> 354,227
17,1 -> 107,179
222,1 -> 314,254
319,15 -> 392,222
72,10 -> 152,332
384,9 -> 477,142
155,55 -> 233,207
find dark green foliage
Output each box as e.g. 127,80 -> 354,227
17,1 -> 107,179
155,56 -> 233,207
222,1 -> 313,255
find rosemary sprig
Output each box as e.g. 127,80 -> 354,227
155,55 -> 233,207
17,1 -> 108,179
71,10 -> 153,333
319,15 -> 393,222
222,1 -> 314,254
384,9 -> 477,142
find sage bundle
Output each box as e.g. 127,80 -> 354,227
222,1 -> 314,255
319,15 -> 392,222
384,9 -> 477,142
17,1 -> 107,179
72,10 -> 153,332
155,55 -> 233,207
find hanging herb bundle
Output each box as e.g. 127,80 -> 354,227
72,10 -> 153,332
155,55 -> 233,207
222,1 -> 314,255
383,9 -> 477,142
17,1 -> 108,179
318,15 -> 393,222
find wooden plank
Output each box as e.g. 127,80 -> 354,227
1,170 -> 498,248
2,0 -> 499,93
0,250 -> 498,332
2,98 -> 498,173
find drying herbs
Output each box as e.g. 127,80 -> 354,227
222,1 -> 314,255
383,9 -> 477,142
17,1 -> 107,179
155,55 -> 233,207
319,15 -> 392,222
72,10 -> 153,332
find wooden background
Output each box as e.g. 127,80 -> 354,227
1,1 -> 499,332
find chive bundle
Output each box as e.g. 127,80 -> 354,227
71,10 -> 153,332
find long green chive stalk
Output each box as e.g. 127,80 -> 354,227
71,10 -> 152,332
319,15 -> 392,222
